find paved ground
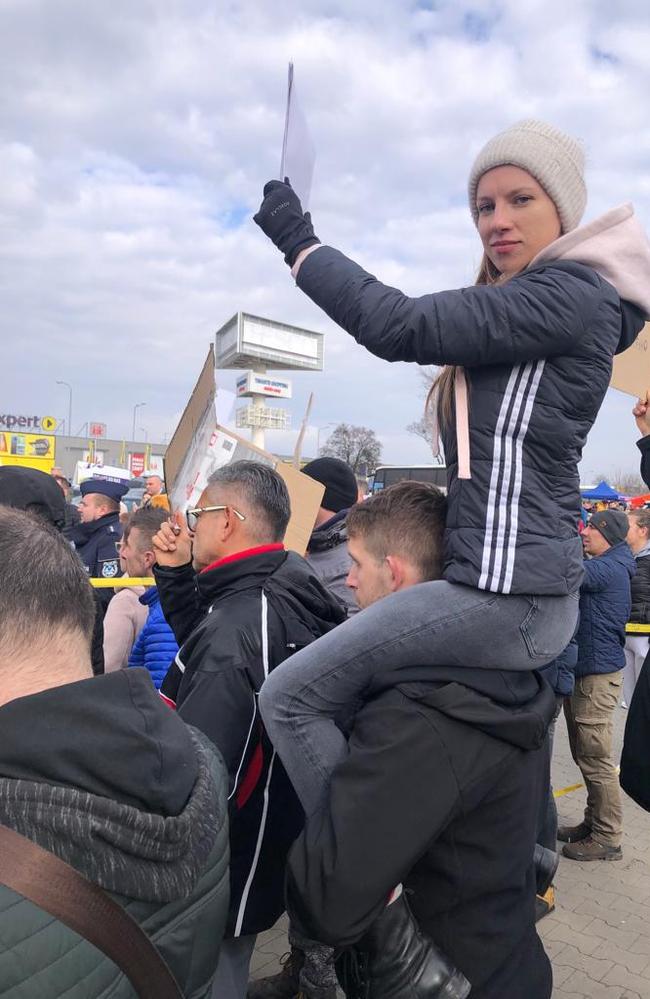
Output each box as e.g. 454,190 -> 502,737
252,703 -> 650,997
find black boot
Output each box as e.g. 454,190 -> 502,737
335,894 -> 471,999
533,843 -> 560,897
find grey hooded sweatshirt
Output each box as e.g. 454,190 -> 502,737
0,669 -> 230,998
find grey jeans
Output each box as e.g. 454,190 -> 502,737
260,580 -> 578,816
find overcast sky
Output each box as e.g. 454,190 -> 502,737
1,0 -> 649,479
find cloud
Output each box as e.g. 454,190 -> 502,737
1,0 -> 649,477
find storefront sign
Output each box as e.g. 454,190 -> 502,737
236,372 -> 293,399
0,413 -> 57,432
0,432 -> 55,473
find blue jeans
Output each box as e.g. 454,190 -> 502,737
259,581 -> 578,816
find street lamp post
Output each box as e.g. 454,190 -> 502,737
316,422 -> 336,455
56,381 -> 72,436
139,427 -> 148,442
132,402 -> 146,441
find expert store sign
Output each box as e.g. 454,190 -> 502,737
0,413 -> 57,432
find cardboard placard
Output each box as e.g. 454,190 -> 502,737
166,350 -> 324,555
275,462 -> 324,555
611,322 -> 650,398
164,346 -> 216,500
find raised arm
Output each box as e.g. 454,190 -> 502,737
254,179 -> 603,369
295,247 -> 601,367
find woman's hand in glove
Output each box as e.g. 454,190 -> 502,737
253,178 -> 320,266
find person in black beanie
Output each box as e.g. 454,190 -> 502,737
301,457 -> 360,617
0,466 -> 105,674
0,466 -> 66,528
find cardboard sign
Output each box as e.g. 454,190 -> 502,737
164,346 -> 217,502
611,322 -> 650,398
166,349 -> 324,555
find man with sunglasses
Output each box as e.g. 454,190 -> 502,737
152,461 -> 346,999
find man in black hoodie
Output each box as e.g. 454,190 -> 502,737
153,461 -> 346,999
283,481 -> 555,999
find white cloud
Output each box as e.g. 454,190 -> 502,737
1,0 -> 649,477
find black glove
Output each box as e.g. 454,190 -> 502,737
335,894 -> 471,999
253,178 -> 320,266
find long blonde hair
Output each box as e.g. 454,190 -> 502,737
426,252 -> 503,428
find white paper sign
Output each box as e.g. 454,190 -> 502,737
280,63 -> 316,210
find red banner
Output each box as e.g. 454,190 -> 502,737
129,453 -> 145,477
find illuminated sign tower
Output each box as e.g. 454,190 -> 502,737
215,312 -> 324,449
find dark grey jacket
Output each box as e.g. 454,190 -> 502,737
306,511 -> 358,617
296,248 -> 645,596
0,669 -> 230,998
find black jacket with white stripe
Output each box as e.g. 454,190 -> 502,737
155,548 -> 346,937
296,247 -> 646,595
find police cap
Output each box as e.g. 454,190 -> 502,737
80,478 -> 129,502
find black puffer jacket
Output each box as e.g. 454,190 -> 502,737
630,545 -> 650,624
157,548 -> 346,937
287,665 -> 556,999
296,248 -> 646,596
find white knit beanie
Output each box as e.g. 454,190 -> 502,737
467,119 -> 587,233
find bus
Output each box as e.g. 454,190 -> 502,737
369,464 -> 447,493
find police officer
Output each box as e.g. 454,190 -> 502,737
68,478 -> 127,614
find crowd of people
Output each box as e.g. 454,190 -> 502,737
1,116 -> 650,999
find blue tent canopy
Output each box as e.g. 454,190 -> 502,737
580,480 -> 624,501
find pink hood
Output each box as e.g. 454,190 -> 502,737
531,203 -> 650,319
454,204 -> 650,480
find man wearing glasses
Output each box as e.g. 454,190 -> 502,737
152,461 -> 346,999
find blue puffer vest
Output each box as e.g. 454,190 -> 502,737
575,542 -> 636,677
128,587 -> 178,689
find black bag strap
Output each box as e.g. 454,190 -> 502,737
0,822 -> 183,998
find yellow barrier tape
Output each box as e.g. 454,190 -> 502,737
90,577 -> 155,588
625,623 -> 650,633
554,765 -> 619,799
553,781 -> 584,799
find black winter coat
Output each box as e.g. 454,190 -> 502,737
286,665 -> 556,999
621,653 -> 650,812
296,248 -> 645,595
67,512 -> 123,614
156,548 -> 346,936
638,434 -> 650,490
630,552 -> 650,624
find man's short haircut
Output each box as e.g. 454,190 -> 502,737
123,506 -> 168,549
207,461 -> 290,543
88,493 -> 120,515
630,508 -> 650,533
0,507 -> 95,649
346,481 -> 447,582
